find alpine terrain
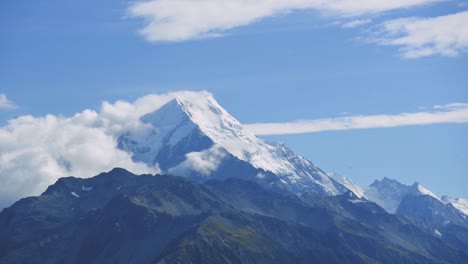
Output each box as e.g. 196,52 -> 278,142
1,92 -> 467,264
117,92 -> 347,196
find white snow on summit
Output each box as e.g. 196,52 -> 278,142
365,178 -> 468,216
442,196 -> 468,216
328,172 -> 366,198
121,97 -> 200,165
364,178 -> 448,214
119,91 -> 345,196
413,183 -> 441,201
170,94 -> 314,180
364,178 -> 411,213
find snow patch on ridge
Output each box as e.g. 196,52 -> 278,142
82,186 -> 93,191
413,183 -> 441,201
328,172 -> 366,198
442,196 -> 468,216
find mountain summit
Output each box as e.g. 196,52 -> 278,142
118,92 -> 346,196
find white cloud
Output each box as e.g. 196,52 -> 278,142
168,145 -> 227,177
0,91 -> 210,209
0,94 -> 16,110
433,102 -> 468,110
369,11 -> 468,58
341,19 -> 372,28
245,103 -> 468,135
0,114 -> 155,209
128,0 -> 444,42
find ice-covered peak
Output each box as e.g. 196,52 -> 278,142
160,95 -> 314,176
141,98 -> 187,127
411,182 -> 441,201
328,172 -> 366,198
365,178 -> 412,213
371,177 -> 401,187
140,93 -> 258,154
140,91 -> 243,136
441,196 -> 468,215
172,94 -> 257,147
365,177 -> 449,214
119,91 -> 346,196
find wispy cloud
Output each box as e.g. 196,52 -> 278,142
341,19 -> 372,28
245,103 -> 468,135
127,0 -> 444,42
368,11 -> 468,58
0,94 -> 16,110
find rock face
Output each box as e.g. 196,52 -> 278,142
363,177 -> 414,213
1,168 -> 467,264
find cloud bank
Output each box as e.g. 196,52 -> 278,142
245,103 -> 468,135
370,11 -> 468,58
0,91 -> 205,209
128,0 -> 444,42
0,94 -> 16,110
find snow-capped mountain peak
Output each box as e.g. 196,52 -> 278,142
363,177 -> 464,215
140,92 -> 248,143
411,182 -> 441,201
171,94 -> 251,144
327,172 -> 366,198
364,178 -> 412,213
118,91 -> 346,196
441,196 -> 468,216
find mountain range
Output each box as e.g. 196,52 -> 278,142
1,91 -> 467,263
1,168 -> 467,263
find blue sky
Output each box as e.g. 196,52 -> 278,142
1,0 -> 467,199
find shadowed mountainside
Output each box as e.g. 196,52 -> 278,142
0,168 -> 467,264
